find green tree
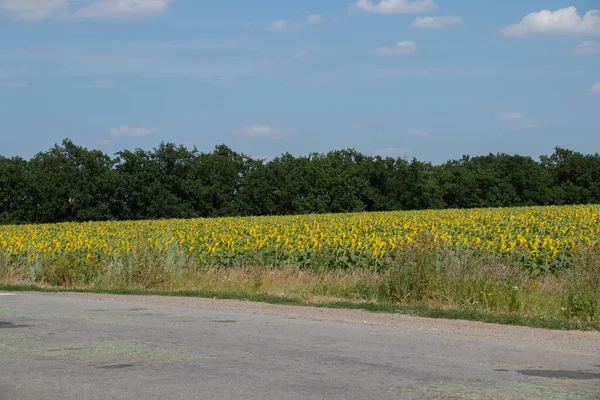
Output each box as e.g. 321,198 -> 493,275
29,139 -> 115,223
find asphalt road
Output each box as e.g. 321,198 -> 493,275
1,292 -> 599,400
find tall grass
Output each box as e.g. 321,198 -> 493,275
2,237 -> 599,328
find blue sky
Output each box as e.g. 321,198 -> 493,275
0,0 -> 599,164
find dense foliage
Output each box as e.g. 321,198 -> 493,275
1,139 -> 600,224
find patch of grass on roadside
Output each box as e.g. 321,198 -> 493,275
1,284 -> 598,332
1,244 -> 599,332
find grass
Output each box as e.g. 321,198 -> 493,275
2,242 -> 599,331
0,284 -> 596,331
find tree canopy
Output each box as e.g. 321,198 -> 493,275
1,139 -> 599,224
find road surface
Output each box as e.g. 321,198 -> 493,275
1,292 -> 599,399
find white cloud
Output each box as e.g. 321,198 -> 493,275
267,20 -> 289,31
356,0 -> 436,14
72,0 -> 172,19
0,68 -> 25,87
81,81 -> 114,89
513,123 -> 536,130
375,40 -> 417,55
376,132 -> 393,138
267,14 -> 324,31
373,147 -> 411,158
375,66 -> 538,79
0,0 -> 172,20
292,49 -> 309,59
411,15 -> 462,28
18,42 -> 268,81
42,54 -> 262,79
501,6 -> 600,37
0,0 -> 67,20
497,112 -> 525,121
377,129 -> 429,138
233,125 -> 291,140
242,23 -> 252,30
305,14 -> 323,24
575,41 -> 600,54
109,124 -> 158,138
407,128 -> 430,136
0,67 -> 24,79
0,82 -> 27,87
591,83 -> 600,94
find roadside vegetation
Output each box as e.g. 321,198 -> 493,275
2,140 -> 599,330
1,206 -> 599,331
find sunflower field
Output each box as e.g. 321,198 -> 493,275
1,205 -> 599,275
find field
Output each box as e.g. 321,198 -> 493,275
1,205 -> 600,329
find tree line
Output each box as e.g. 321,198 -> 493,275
1,139 -> 599,224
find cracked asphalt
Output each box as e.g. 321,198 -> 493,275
1,292 -> 599,399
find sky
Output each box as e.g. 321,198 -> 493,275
0,0 -> 599,164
